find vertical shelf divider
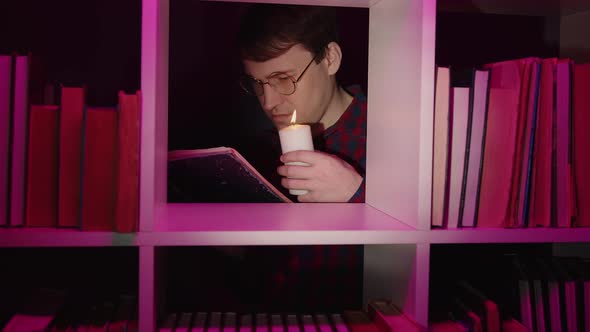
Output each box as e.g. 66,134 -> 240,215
140,0 -> 170,233
366,0 -> 435,230
139,246 -> 156,332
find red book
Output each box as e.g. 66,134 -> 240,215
81,107 -> 117,231
114,91 -> 140,233
530,58 -> 557,227
555,59 -> 574,227
342,311 -> 380,332
367,299 -> 420,332
478,58 -> 533,227
58,86 -> 85,228
25,105 -> 59,227
502,319 -> 528,332
573,64 -> 590,227
0,55 -> 12,226
430,321 -> 468,332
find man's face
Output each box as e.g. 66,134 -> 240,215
243,44 -> 332,130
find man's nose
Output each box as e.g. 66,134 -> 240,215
261,84 -> 282,111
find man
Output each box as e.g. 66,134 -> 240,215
236,4 -> 367,311
237,4 -> 366,203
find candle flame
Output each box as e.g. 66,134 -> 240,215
290,110 -> 297,124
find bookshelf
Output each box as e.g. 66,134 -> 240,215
1,0 -> 590,331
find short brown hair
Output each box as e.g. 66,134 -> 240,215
237,4 -> 339,62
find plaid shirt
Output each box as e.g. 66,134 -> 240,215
251,85 -> 367,311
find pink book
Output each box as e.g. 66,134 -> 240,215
313,315 -> 332,332
0,55 -> 11,226
209,312 -> 222,332
301,315 -> 316,332
25,105 -> 59,227
270,314 -> 284,332
114,91 -> 141,232
555,59 -> 573,228
328,314 -> 349,332
502,319 -> 528,332
223,313 -> 237,332
58,86 -> 85,228
514,59 -> 541,227
191,312 -> 208,332
80,107 -> 118,231
430,321 -> 468,332
367,299 -> 420,332
9,55 -> 29,226
432,66 -> 451,228
573,64 -> 590,227
239,314 -> 252,332
461,69 -> 489,227
530,58 -> 557,227
159,312 -> 177,332
255,313 -> 268,332
478,58 -> 531,227
341,311 -> 379,332
175,312 -> 194,332
285,315 -> 300,332
447,87 -> 470,229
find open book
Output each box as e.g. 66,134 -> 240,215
167,147 -> 292,203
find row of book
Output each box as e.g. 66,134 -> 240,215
432,58 -> 590,228
157,300 -> 420,332
0,53 -> 140,232
1,289 -> 137,332
431,255 -> 590,332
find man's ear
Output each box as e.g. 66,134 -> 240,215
323,42 -> 342,76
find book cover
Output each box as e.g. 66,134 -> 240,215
530,58 -> 557,228
25,105 -> 59,227
80,107 -> 118,231
478,58 -> 533,228
447,87 -> 470,229
114,91 -> 140,233
367,299 -> 420,332
58,86 -> 85,228
432,66 -> 451,228
9,54 -> 30,227
57,86 -> 85,227
459,69 -> 490,228
0,55 -> 11,226
573,64 -> 590,227
555,59 -> 574,228
168,147 -> 292,203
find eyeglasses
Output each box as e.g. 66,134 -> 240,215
239,56 -> 317,96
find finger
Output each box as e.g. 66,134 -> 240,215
280,150 -> 322,164
281,177 -> 311,191
297,192 -> 315,202
277,164 -> 315,179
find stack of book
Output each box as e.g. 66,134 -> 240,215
432,58 -> 590,229
0,53 -> 140,232
430,255 -> 590,331
156,300 -> 420,332
1,288 -> 138,332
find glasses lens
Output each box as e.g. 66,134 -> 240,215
239,76 -> 263,96
269,77 -> 296,95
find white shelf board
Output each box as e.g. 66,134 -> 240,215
142,203 -> 424,245
201,0 -> 380,8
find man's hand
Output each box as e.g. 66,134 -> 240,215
277,150 -> 363,202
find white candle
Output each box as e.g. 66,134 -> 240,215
278,110 -> 314,195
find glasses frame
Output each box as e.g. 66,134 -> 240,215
240,56 -> 318,96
